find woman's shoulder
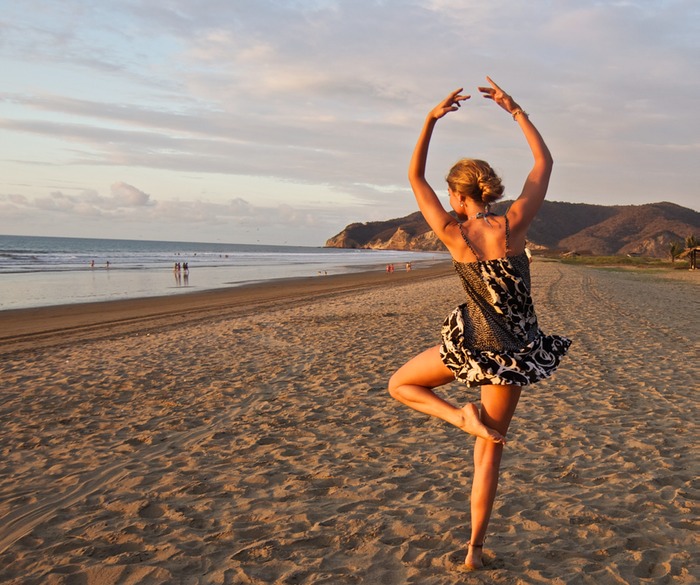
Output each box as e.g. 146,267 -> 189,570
441,220 -> 473,261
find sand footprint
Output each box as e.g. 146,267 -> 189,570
632,549 -> 671,580
138,501 -> 165,519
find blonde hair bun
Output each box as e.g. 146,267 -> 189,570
446,159 -> 504,204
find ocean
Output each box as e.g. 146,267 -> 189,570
0,235 -> 447,310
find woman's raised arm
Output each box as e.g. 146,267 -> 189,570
478,77 -> 553,232
408,88 -> 470,238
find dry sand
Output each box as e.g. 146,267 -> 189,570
0,261 -> 697,584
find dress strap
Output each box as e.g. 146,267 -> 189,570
505,214 -> 511,255
458,223 -> 481,261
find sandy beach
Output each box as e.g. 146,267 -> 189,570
0,261 -> 697,584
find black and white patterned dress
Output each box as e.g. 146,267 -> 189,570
440,216 -> 571,387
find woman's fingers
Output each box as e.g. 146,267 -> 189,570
447,88 -> 471,106
479,77 -> 516,112
485,75 -> 502,91
480,77 -> 507,97
478,86 -> 495,100
432,89 -> 470,117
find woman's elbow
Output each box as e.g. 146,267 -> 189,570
543,149 -> 554,168
536,155 -> 553,177
408,169 -> 423,186
537,151 -> 553,168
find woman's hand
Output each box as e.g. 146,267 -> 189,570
429,88 -> 470,120
478,76 -> 521,115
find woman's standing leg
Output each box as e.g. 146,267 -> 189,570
466,384 -> 522,569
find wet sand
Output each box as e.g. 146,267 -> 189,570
0,261 -> 697,584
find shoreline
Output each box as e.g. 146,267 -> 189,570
0,233 -> 450,312
0,262 -> 455,354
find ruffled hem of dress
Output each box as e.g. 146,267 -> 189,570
440,307 -> 572,388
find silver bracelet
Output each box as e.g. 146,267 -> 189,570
512,109 -> 528,120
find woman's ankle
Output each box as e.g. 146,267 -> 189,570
464,542 -> 484,569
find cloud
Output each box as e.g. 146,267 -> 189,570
0,182 -> 341,232
110,182 -> 152,206
34,191 -> 79,213
7,193 -> 29,205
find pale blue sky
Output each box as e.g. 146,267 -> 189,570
1,0 -> 698,245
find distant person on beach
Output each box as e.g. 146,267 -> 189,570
388,77 -> 571,570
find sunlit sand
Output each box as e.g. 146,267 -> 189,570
0,261 -> 696,583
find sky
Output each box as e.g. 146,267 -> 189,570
0,0 -> 698,246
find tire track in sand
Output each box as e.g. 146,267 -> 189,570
538,263 -> 697,388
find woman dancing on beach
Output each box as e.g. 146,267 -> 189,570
388,78 -> 571,570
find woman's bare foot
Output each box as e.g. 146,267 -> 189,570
457,403 -> 506,444
464,542 -> 484,570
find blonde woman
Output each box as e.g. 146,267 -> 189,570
388,78 -> 571,570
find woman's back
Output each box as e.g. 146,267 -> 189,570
446,214 -> 511,263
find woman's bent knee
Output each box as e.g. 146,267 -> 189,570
388,346 -> 453,398
388,371 -> 402,399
